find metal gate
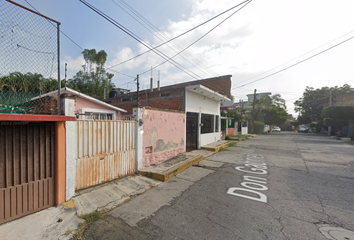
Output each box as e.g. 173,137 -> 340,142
186,112 -> 198,152
75,120 -> 136,190
0,122 -> 55,225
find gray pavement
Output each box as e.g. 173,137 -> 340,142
82,132 -> 354,240
0,141 -> 227,240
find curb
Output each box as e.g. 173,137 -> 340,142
138,155 -> 204,181
201,141 -> 232,152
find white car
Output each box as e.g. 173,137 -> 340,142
272,127 -> 281,132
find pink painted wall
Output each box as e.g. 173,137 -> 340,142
74,97 -> 120,118
142,109 -> 185,167
227,128 -> 237,135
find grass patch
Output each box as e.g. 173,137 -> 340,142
228,142 -> 238,147
73,211 -> 102,239
81,211 -> 101,224
226,135 -> 249,141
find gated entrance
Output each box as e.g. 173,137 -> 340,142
186,112 -> 198,152
0,122 -> 55,224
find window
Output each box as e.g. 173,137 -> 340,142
85,112 -> 113,120
161,92 -> 170,97
215,115 -> 219,132
201,114 -> 214,134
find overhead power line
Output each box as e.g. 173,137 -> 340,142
234,33 -> 354,89
24,0 -> 83,50
139,0 -> 252,76
104,0 -> 251,72
111,0 -> 218,78
79,0 -> 205,80
235,29 -> 354,87
25,0 -> 134,81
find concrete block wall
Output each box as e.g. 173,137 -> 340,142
335,94 -> 354,106
142,108 -> 185,167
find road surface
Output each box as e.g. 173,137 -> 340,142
82,132 -> 354,240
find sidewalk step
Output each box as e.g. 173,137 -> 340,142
138,154 -> 204,181
201,141 -> 232,152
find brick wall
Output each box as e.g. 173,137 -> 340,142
335,94 -> 354,106
104,75 -> 232,114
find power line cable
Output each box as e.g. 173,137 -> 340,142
79,0 -> 204,80
104,0 -> 250,71
235,29 -> 354,87
139,0 -> 252,76
24,0 -> 84,50
234,33 -> 354,89
25,0 -> 134,81
112,0 -> 218,78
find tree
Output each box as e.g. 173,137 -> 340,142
68,49 -> 115,98
294,84 -> 354,123
263,106 -> 288,126
252,94 -> 287,122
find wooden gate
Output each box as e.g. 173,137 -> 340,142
186,112 -> 198,152
0,122 -> 55,225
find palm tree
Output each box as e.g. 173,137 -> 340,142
270,94 -> 286,109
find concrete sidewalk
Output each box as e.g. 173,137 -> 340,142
0,140 -> 232,240
139,140 -> 232,181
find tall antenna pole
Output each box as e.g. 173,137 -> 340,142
65,63 -> 67,88
252,89 -> 257,134
136,74 -> 140,107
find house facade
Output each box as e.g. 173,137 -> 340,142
32,87 -> 127,119
104,75 -> 232,152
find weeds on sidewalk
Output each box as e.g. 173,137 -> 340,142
226,135 -> 250,141
73,211 -> 102,239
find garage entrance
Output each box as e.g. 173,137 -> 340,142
0,122 -> 55,224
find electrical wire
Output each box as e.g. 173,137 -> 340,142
79,0 -> 204,80
234,33 -> 354,89
104,0 -> 250,72
24,0 -> 134,81
111,0 -> 218,78
139,0 -> 252,76
25,0 -> 84,50
235,29 -> 354,87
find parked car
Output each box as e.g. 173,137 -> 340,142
298,127 -> 310,133
272,127 -> 281,132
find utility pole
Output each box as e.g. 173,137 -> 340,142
136,74 -> 140,107
328,89 -> 332,136
252,89 -> 257,134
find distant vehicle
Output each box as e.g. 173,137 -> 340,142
298,127 -> 310,133
272,127 -> 281,132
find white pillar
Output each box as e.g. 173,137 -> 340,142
60,94 -> 77,200
65,121 -> 76,200
133,107 -> 143,172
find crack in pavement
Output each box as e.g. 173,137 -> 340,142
206,202 -> 242,240
275,216 -> 290,240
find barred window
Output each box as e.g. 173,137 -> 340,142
201,114 -> 214,134
215,115 -> 219,132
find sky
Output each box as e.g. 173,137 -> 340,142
7,0 -> 354,116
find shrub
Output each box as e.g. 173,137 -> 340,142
254,121 -> 265,134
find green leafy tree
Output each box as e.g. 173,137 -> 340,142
252,94 -> 287,122
69,49 -> 115,98
263,106 -> 288,126
294,84 -> 354,123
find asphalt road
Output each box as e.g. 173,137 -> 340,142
82,132 -> 354,240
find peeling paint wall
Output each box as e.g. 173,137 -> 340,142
142,108 -> 185,167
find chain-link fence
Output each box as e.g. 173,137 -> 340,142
0,0 -> 60,115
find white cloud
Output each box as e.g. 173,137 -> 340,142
62,55 -> 84,79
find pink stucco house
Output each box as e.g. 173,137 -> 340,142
32,87 -> 127,119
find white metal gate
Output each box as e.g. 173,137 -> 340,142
75,120 -> 136,190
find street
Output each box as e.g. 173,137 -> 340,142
82,132 -> 354,240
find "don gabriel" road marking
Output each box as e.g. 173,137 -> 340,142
227,154 -> 268,203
